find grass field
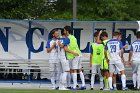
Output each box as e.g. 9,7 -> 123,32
0,89 -> 139,93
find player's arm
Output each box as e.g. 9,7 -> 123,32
64,46 -> 79,56
128,45 -> 133,66
58,40 -> 64,48
46,42 -> 56,53
90,45 -> 93,67
90,54 -> 92,68
120,48 -> 126,65
104,43 -> 109,64
96,30 -> 102,44
104,50 -> 109,64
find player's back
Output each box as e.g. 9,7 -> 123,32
131,40 -> 140,61
105,39 -> 123,62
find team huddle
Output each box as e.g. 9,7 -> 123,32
46,26 -> 140,90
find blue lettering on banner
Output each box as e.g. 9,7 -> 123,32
26,27 -> 44,53
0,27 -> 10,52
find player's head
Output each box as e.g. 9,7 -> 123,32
117,32 -> 122,40
64,26 -> 72,36
100,31 -> 108,40
113,32 -> 121,39
136,31 -> 140,39
50,28 -> 59,39
94,32 -> 99,41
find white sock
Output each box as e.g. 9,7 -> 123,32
62,72 -> 68,86
91,74 -> 95,88
108,77 -> 113,89
113,83 -> 117,88
137,72 -> 140,89
100,76 -> 104,88
67,72 -> 71,87
79,71 -> 85,86
132,73 -> 137,87
72,73 -> 77,88
50,72 -> 56,87
121,74 -> 126,88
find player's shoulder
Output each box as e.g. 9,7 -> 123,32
132,40 -> 140,45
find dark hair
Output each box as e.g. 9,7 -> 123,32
136,31 -> 140,38
94,32 -> 99,37
64,26 -> 72,34
113,32 -> 120,36
61,29 -> 65,36
50,28 -> 58,38
101,31 -> 108,37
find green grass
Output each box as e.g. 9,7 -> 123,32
0,89 -> 139,93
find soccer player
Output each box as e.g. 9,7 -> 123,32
63,26 -> 86,90
90,32 -> 104,90
104,32 -> 127,90
128,31 -> 140,90
57,29 -> 70,90
46,29 -> 61,89
97,31 -> 110,90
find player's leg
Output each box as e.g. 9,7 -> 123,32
56,62 -> 62,89
116,62 -> 127,90
132,61 -> 138,89
137,64 -> 140,90
98,65 -> 104,90
91,65 -> 97,90
77,57 -> 86,90
108,64 -> 115,90
60,59 -> 70,90
49,63 -> 56,89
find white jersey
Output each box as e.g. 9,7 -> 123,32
130,40 -> 140,61
58,38 -> 67,60
105,39 -> 123,63
46,39 -> 59,63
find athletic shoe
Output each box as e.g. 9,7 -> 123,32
67,87 -> 71,89
110,88 -> 114,90
79,86 -> 86,90
100,87 -> 103,90
55,87 -> 59,90
122,87 -> 128,90
90,88 -> 94,90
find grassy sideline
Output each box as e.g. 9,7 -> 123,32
0,89 -> 139,93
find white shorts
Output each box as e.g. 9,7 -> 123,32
91,64 -> 101,75
60,57 -> 70,72
132,61 -> 140,73
69,56 -> 81,69
109,60 -> 125,73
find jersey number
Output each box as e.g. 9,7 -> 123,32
135,45 -> 140,52
110,45 -> 116,53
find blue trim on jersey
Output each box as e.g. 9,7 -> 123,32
64,38 -> 70,46
105,39 -> 123,50
90,45 -> 93,54
46,39 -> 52,48
130,40 -> 140,51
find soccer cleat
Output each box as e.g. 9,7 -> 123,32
100,88 -> 103,90
110,88 -> 114,90
67,87 -> 71,89
55,87 -> 59,90
90,88 -> 94,90
122,87 -> 128,90
79,86 -> 86,90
